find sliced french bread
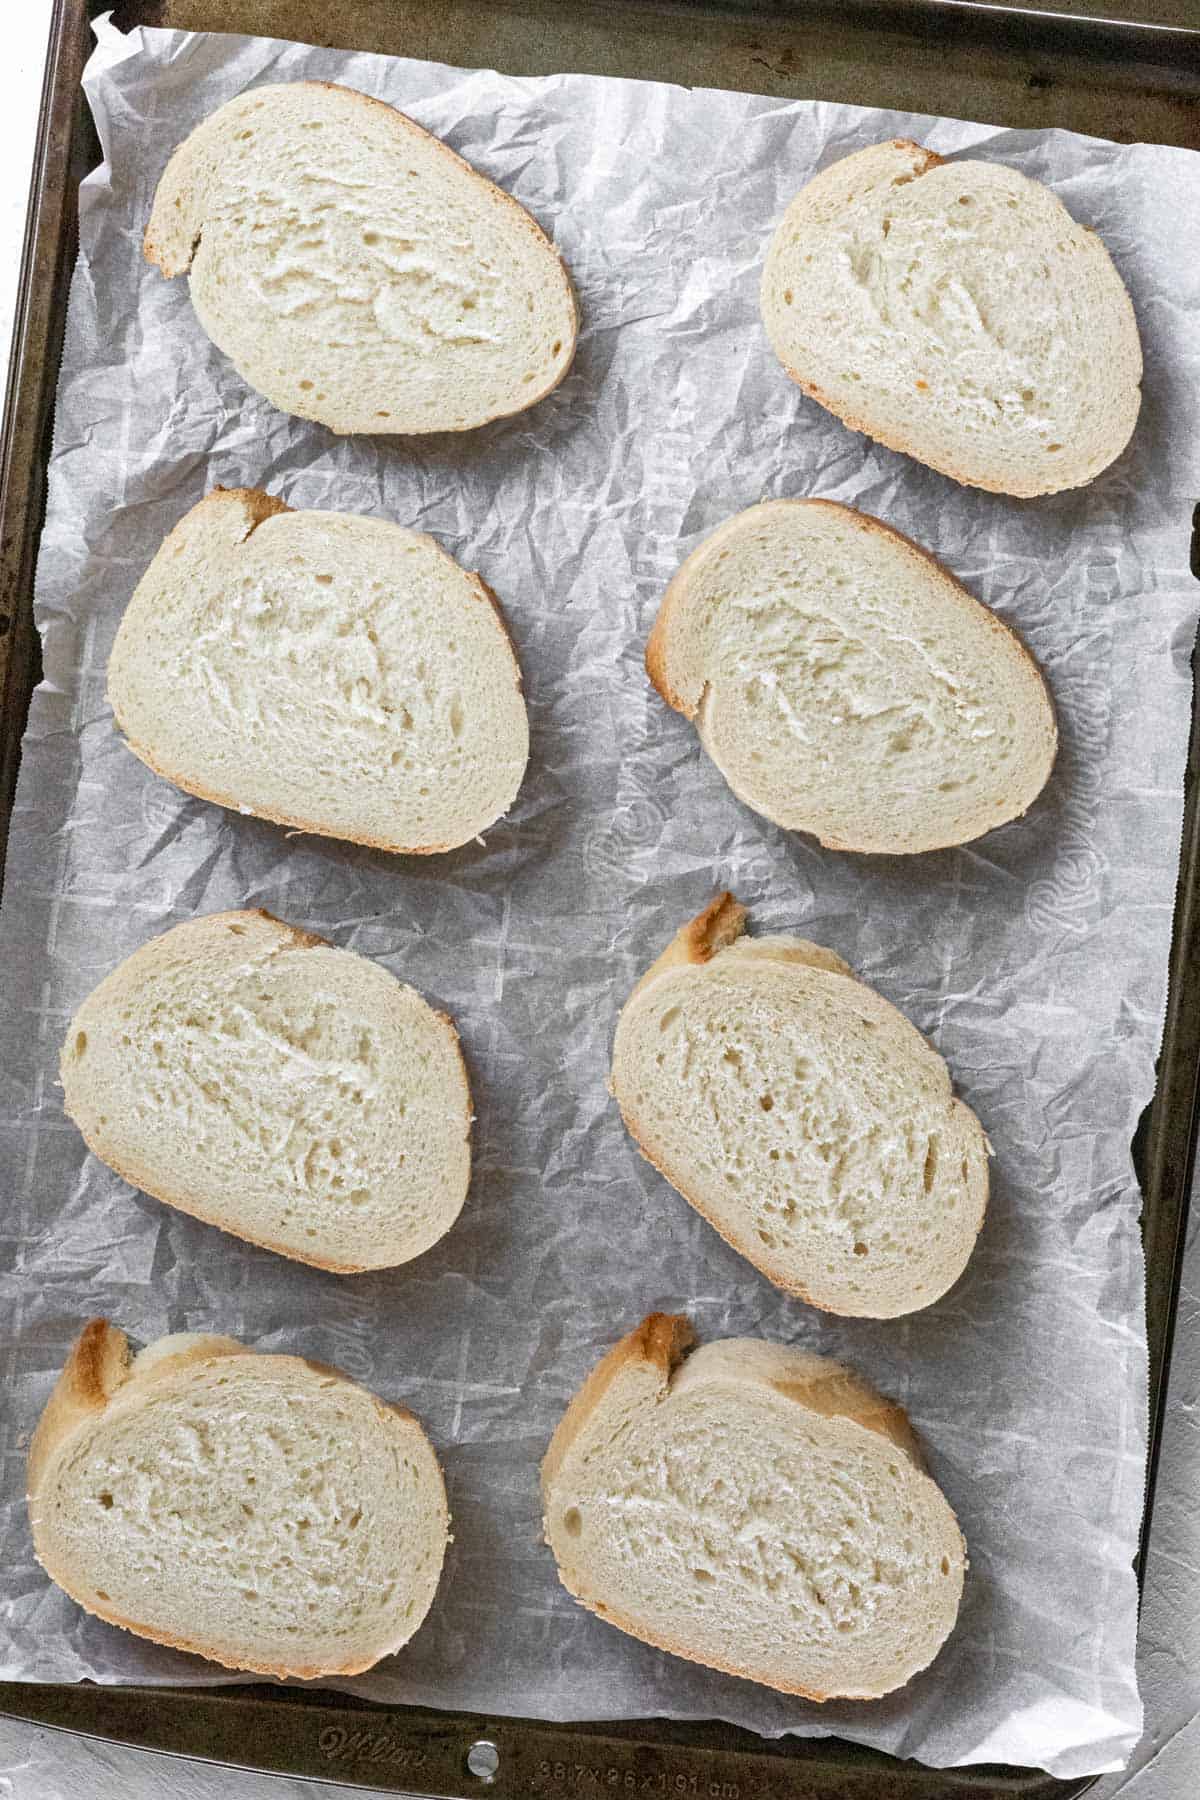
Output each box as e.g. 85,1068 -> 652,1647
60,910 -> 471,1273
145,81 -> 578,434
611,896 -> 988,1317
106,487 -> 529,854
542,1313 -> 966,1699
646,498 -> 1056,855
28,1320 -> 449,1677
761,139 -> 1141,496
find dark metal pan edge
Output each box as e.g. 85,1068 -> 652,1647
0,1681 -> 1098,1799
1135,512 -> 1200,1570
0,0 -> 89,891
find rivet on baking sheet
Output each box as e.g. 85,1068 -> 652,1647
466,1739 -> 500,1784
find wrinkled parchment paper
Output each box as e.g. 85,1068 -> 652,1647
2,13 -> 1200,1779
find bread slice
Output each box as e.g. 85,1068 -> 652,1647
145,80 -> 578,434
761,139 -> 1141,496
646,498 -> 1056,855
60,909 -> 471,1273
106,487 -> 529,854
28,1320 -> 449,1677
542,1313 -> 966,1699
611,896 -> 988,1317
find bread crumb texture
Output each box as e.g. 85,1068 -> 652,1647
28,1321 -> 449,1677
145,81 -> 578,433
647,498 -> 1056,854
761,140 -> 1141,495
60,910 -> 471,1272
612,897 -> 988,1316
542,1315 -> 966,1699
106,488 -> 530,854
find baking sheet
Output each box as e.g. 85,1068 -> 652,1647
1,11 -> 1199,1780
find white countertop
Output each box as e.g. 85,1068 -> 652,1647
0,5 -> 1195,1796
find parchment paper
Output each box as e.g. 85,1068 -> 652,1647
2,13 -> 1199,1779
